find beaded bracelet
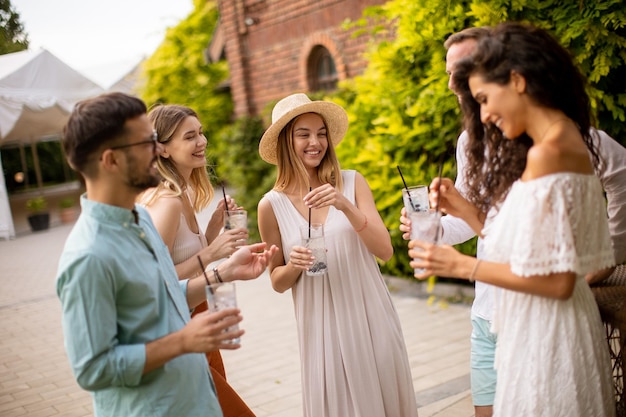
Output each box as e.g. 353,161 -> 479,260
213,267 -> 224,283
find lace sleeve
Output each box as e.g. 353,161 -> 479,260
508,175 -> 614,277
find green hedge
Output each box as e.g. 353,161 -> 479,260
214,0 -> 625,281
335,0 -> 625,279
212,116 -> 275,242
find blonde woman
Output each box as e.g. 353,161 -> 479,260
139,104 -> 256,417
257,94 -> 418,417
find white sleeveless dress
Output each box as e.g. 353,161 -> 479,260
483,173 -> 615,417
264,170 -> 418,417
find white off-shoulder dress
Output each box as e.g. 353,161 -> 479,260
263,170 -> 418,417
482,173 -> 615,417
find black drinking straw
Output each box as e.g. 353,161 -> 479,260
396,165 -> 417,211
222,182 -> 230,217
197,255 -> 215,296
308,186 -> 312,238
434,162 -> 444,243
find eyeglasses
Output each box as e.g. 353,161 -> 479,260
100,131 -> 158,160
108,131 -> 158,151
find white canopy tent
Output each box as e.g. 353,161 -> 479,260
0,48 -> 104,239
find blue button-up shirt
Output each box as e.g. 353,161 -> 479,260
56,195 -> 222,417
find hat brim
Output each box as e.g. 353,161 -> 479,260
259,101 -> 348,165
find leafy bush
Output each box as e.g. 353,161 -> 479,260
139,0 -> 233,150
332,0 -> 473,278
332,0 -> 625,279
59,197 -> 75,209
26,196 -> 47,212
212,116 -> 276,242
159,0 -> 625,283
466,0 -> 626,143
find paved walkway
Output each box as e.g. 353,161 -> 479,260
0,222 -> 475,417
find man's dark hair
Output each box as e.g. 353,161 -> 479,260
63,92 -> 147,175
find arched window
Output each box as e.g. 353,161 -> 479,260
307,45 -> 338,92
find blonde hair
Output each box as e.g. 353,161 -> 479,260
273,113 -> 343,194
139,104 -> 214,211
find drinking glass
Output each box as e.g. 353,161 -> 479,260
206,281 -> 241,344
224,209 -> 247,245
409,210 -> 441,274
224,209 -> 247,230
402,185 -> 430,214
299,223 -> 328,276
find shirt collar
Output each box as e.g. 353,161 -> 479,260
80,193 -> 141,225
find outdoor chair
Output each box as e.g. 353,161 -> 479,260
591,264 -> 626,417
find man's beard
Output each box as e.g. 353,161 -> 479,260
124,153 -> 161,191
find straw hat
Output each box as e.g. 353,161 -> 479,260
259,93 -> 348,165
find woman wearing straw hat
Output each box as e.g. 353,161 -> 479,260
138,104 -> 258,417
257,93 -> 418,417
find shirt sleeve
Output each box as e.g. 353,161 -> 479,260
56,253 -> 146,391
440,131 -> 477,246
595,129 -> 626,264
179,278 -> 189,298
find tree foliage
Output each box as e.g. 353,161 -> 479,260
464,0 -> 626,144
333,0 -> 625,278
335,0 -> 474,278
138,0 -> 232,152
144,0 -> 625,281
0,0 -> 29,54
213,116 -> 276,242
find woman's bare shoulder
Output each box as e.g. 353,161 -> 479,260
146,194 -> 183,219
525,135 -> 592,179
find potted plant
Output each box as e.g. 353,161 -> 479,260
26,196 -> 50,232
58,197 -> 78,224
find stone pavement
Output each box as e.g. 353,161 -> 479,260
0,222 -> 475,417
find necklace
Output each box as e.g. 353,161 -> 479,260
539,117 -> 570,141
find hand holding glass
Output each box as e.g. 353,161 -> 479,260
299,223 -> 328,276
224,209 -> 247,229
409,210 -> 441,275
205,282 -> 241,344
224,209 -> 248,245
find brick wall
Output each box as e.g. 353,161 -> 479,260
217,0 -> 388,118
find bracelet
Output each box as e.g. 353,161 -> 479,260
202,270 -> 211,286
212,267 -> 224,283
355,215 -> 368,233
197,255 -> 211,286
469,259 -> 481,282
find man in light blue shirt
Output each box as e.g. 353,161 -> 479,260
57,92 -> 277,417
